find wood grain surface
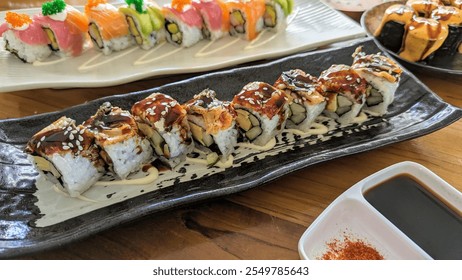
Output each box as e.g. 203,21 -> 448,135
1,0 -> 461,260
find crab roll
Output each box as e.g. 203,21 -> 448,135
119,0 -> 165,50
183,89 -> 238,164
226,0 -> 266,41
192,0 -> 229,41
352,47 -> 403,116
34,0 -> 89,57
162,0 -> 203,47
85,0 -> 134,55
83,102 -> 153,180
25,117 -> 106,197
374,4 -> 416,53
232,82 -> 289,146
274,69 -> 326,132
318,64 -> 368,125
431,6 -> 462,56
131,93 -> 193,168
263,0 -> 294,32
0,12 -> 52,63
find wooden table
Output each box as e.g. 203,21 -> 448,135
1,1 -> 461,260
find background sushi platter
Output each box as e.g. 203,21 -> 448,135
0,0 -> 366,92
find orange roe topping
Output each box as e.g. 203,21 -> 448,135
5,11 -> 32,28
85,0 -> 108,13
172,0 -> 192,11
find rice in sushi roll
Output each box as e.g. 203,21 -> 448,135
34,0 -> 89,57
162,0 -> 204,47
25,117 -> 106,197
183,89 -> 238,164
274,69 -> 326,132
351,47 -> 403,116
0,12 -> 52,63
119,0 -> 166,50
226,0 -> 266,41
85,0 -> 134,55
318,64 -> 368,125
131,93 -> 193,168
232,82 -> 289,146
263,0 -> 294,32
83,102 -> 154,180
191,0 -> 229,41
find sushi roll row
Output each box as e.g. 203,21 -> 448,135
0,0 -> 295,63
25,47 -> 402,197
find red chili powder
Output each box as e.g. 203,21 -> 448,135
320,236 -> 384,260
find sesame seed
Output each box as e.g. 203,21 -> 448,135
63,145 -> 70,150
76,140 -> 80,146
357,78 -> 361,83
68,142 -> 74,148
78,135 -> 84,141
40,136 -> 45,141
37,142 -> 41,148
67,126 -> 72,131
79,129 -> 85,135
69,134 -> 74,140
78,146 -> 83,151
249,100 -> 255,105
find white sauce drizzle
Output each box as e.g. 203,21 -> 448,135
284,123 -> 329,136
134,42 -> 183,65
186,154 -> 234,169
286,7 -> 300,25
352,111 -> 368,124
93,167 -> 159,186
78,46 -> 138,72
53,185 -> 99,203
236,137 -> 276,151
194,38 -> 240,57
32,55 -> 69,66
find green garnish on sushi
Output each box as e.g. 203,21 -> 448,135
126,0 -> 147,14
42,0 -> 67,16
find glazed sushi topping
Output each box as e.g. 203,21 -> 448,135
406,0 -> 441,17
318,65 -> 368,103
431,5 -> 462,25
352,47 -> 403,83
5,12 -> 32,30
42,0 -> 67,16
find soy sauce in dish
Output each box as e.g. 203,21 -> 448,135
364,174 -> 462,260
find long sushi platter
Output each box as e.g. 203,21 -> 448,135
0,0 -> 366,92
0,37 -> 461,257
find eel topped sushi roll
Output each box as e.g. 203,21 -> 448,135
83,102 -> 154,180
318,64 -> 369,124
352,47 -> 403,116
162,0 -> 204,47
85,0 -> 134,55
131,93 -> 193,168
431,5 -> 462,56
263,0 -> 294,32
274,69 -> 326,132
0,12 -> 52,63
119,0 -> 165,50
25,117 -> 106,197
232,82 -> 289,146
34,0 -> 89,57
226,0 -> 266,41
191,0 -> 230,41
183,89 -> 238,164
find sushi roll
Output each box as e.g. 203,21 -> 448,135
374,4 -> 416,53
232,82 -> 289,146
450,0 -> 462,9
85,0 -> 134,55
431,5 -> 462,56
274,69 -> 326,132
352,47 -> 403,116
191,0 -> 229,41
226,0 -> 266,41
34,0 -> 89,57
83,102 -> 154,180
119,0 -> 165,50
263,0 -> 294,32
318,64 -> 369,125
162,0 -> 204,47
25,117 -> 106,197
406,0 -> 441,17
183,89 -> 238,164
131,93 -> 193,168
0,12 -> 52,63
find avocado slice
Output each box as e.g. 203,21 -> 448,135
147,6 -> 165,31
119,7 -> 154,37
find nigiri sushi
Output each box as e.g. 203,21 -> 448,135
0,12 -> 52,63
192,0 -> 229,41
83,102 -> 154,180
119,0 -> 166,50
85,0 -> 134,55
34,0 -> 89,57
226,0 -> 266,41
25,117 -> 106,197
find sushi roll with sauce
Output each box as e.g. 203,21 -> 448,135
374,4 -> 416,53
232,82 -> 289,146
226,0 -> 266,41
431,5 -> 462,56
85,0 -> 134,55
34,0 -> 89,57
406,0 -> 441,17
450,0 -> 462,9
191,0 -> 229,41
263,0 -> 294,32
352,47 -> 403,116
0,12 -> 51,63
119,0 -> 165,50
131,93 -> 193,168
274,69 -> 326,132
162,0 -> 204,47
83,102 -> 153,180
318,64 -> 369,125
25,117 -> 106,197
183,89 -> 238,165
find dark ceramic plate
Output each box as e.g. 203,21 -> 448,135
361,1 -> 462,78
0,38 -> 461,258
